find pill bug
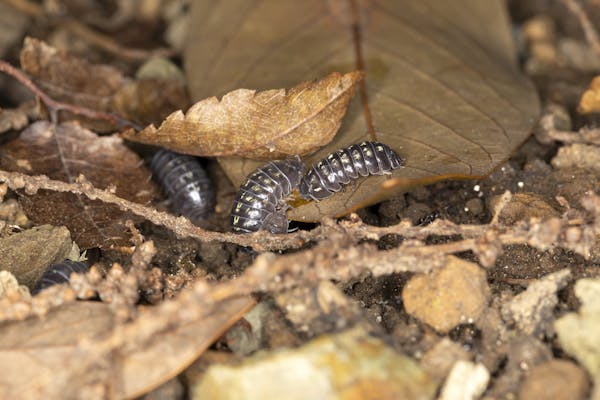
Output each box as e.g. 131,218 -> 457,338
151,149 -> 215,223
298,141 -> 404,201
32,260 -> 89,294
231,156 -> 305,234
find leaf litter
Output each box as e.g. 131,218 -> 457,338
123,71 -> 363,159
0,0 -> 599,399
0,120 -> 157,248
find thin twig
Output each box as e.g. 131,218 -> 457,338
0,60 -> 139,129
0,168 -> 598,260
537,112 -> 600,145
561,0 -> 600,56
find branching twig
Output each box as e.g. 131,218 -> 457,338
0,168 -> 598,260
536,112 -> 600,145
0,61 -> 139,129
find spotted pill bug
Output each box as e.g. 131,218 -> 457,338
231,156 -> 305,234
298,141 -> 404,201
151,149 -> 216,224
32,260 -> 89,295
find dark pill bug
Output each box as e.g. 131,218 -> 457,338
151,149 -> 216,224
231,156 -> 305,234
32,260 -> 89,295
299,141 -> 404,201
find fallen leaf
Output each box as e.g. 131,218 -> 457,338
0,296 -> 255,399
0,121 -> 157,248
120,296 -> 256,398
123,71 -> 362,159
184,0 -> 540,221
19,37 -> 189,129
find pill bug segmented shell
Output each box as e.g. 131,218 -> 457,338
151,149 -> 216,224
298,141 -> 404,201
32,260 -> 89,294
231,156 -> 305,234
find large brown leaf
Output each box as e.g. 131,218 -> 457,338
0,296 -> 255,399
185,0 -> 540,221
0,121 -> 157,248
122,71 -> 362,159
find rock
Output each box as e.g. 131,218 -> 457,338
518,360 -> 589,400
501,269 -> 571,337
438,361 -> 490,400
555,278 -> 600,378
402,203 -> 432,225
191,327 -> 436,400
402,256 -> 490,333
420,338 -> 471,381
465,198 -> 484,216
0,225 -> 74,288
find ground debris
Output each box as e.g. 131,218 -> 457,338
501,269 -> 571,337
485,336 -> 553,399
0,270 -> 30,300
555,278 -> 600,381
551,143 -> 600,173
439,361 -> 490,400
273,280 -> 368,336
420,338 -> 471,382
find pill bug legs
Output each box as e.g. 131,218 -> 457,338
298,141 -> 404,201
151,149 -> 216,223
32,260 -> 89,294
231,156 -> 305,234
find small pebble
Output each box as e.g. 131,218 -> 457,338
518,360 -> 589,400
402,256 -> 490,333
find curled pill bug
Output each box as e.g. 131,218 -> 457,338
32,260 -> 89,295
151,149 -> 216,224
231,156 -> 305,234
299,141 -> 404,201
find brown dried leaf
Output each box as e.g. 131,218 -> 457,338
123,71 -> 362,159
184,0 -> 539,221
19,37 -> 188,129
0,296 -> 255,399
0,121 -> 157,248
